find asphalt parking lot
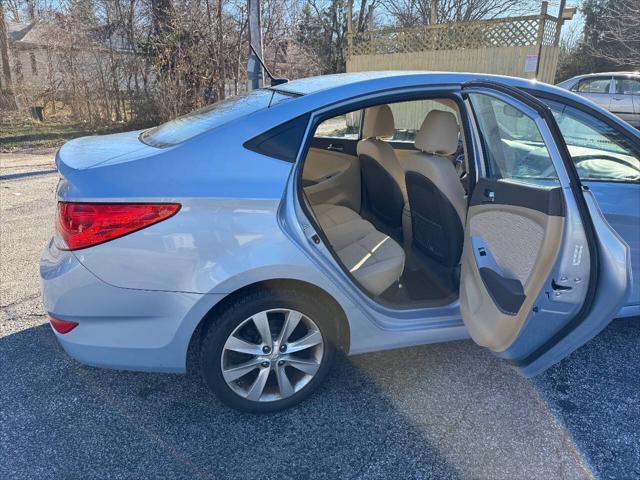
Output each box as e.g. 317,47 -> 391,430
1,151 -> 639,480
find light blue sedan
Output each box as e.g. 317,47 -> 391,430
41,72 -> 640,412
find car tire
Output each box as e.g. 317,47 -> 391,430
200,287 -> 338,413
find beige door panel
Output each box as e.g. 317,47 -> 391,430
303,148 -> 351,181
303,148 -> 361,212
460,203 -> 564,352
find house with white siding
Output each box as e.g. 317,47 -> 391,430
1,20 -> 136,114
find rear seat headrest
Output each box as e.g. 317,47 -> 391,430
415,110 -> 459,156
362,105 -> 395,139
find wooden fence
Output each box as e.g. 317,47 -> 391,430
347,2 -> 565,84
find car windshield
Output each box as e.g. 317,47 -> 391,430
140,89 -> 297,148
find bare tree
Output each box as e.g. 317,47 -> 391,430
588,0 -> 640,68
0,0 -> 367,119
383,0 -> 532,28
0,3 -> 17,109
3,0 -> 23,22
296,0 -> 379,73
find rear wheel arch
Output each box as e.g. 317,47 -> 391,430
186,279 -> 350,373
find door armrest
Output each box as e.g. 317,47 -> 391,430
479,267 -> 526,315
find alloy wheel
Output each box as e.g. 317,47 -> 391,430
220,309 -> 324,402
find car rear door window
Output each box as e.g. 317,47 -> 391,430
469,93 -> 560,183
615,78 -> 640,95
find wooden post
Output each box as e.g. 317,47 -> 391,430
367,4 -> 374,52
247,0 -> 263,90
553,0 -> 567,46
347,0 -> 353,60
217,0 -> 226,99
534,1 -> 548,79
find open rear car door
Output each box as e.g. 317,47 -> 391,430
460,82 -> 631,376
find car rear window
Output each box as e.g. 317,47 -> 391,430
140,89 -> 296,148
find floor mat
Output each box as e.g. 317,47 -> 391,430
400,266 -> 452,301
380,248 -> 458,305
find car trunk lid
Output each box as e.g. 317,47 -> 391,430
56,130 -> 158,171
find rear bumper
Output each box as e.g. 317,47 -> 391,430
40,238 -> 224,373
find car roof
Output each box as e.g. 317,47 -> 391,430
565,72 -> 640,80
273,71 -> 422,95
264,71 -> 638,137
273,71 -> 558,96
270,71 -> 580,109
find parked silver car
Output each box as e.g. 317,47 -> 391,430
41,72 -> 639,413
557,72 -> 640,128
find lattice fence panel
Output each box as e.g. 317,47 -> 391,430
541,17 -> 558,45
351,15 -> 559,56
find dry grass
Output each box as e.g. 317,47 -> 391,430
0,113 -> 138,153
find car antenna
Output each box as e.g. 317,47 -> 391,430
249,44 -> 289,87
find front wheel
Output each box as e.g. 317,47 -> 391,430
200,288 -> 337,413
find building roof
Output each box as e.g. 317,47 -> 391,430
7,20 -> 132,52
7,21 -> 79,48
7,22 -> 33,42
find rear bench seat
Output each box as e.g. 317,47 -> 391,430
314,204 -> 405,296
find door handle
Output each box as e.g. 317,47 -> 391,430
319,172 -> 339,182
327,144 -> 344,152
551,279 -> 572,291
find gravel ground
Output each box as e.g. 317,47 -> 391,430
1,152 -> 638,480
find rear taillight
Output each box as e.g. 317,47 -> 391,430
57,202 -> 181,250
49,316 -> 78,334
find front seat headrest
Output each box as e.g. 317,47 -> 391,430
415,110 -> 459,156
362,105 -> 395,139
